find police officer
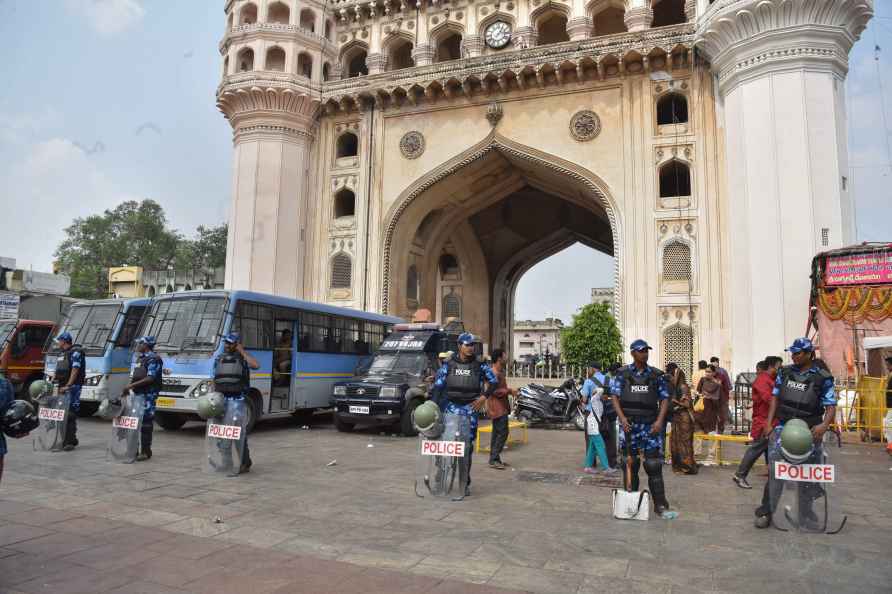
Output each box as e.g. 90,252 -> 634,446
0,373 -> 15,484
754,338 -> 837,528
212,333 -> 259,473
121,336 -> 163,461
431,332 -> 498,497
54,332 -> 85,451
610,339 -> 672,515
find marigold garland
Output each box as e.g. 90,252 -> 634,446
817,285 -> 892,322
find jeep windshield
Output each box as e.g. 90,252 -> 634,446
0,321 -> 15,349
143,296 -> 226,354
51,303 -> 122,356
364,352 -> 429,376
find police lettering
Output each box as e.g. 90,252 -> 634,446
420,440 -> 466,457
112,416 -> 139,430
38,408 -> 65,422
630,385 -> 650,393
786,381 -> 808,391
207,423 -> 243,440
453,369 -> 471,376
774,462 -> 835,483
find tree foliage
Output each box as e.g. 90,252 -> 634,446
54,199 -> 227,299
559,302 -> 622,369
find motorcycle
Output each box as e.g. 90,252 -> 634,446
515,378 -> 586,430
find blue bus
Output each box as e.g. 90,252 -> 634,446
44,298 -> 151,416
138,290 -> 402,431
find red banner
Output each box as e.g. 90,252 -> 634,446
825,252 -> 892,286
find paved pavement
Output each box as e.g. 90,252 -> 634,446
1,414 -> 890,594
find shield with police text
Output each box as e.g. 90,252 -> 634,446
32,391 -> 70,452
206,397 -> 247,477
415,412 -> 471,500
769,432 -> 845,534
107,393 -> 145,464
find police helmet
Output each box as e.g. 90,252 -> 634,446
55,331 -> 74,344
457,332 -> 476,346
2,400 -> 39,438
196,392 -> 225,420
412,400 -> 443,439
779,418 -> 815,464
785,337 -> 815,354
28,379 -> 52,400
136,336 -> 157,348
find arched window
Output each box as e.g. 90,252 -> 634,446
331,253 -> 352,289
325,20 -> 334,40
406,265 -> 419,302
593,6 -> 627,36
663,324 -> 693,379
300,8 -> 316,33
266,47 -> 286,71
147,286 -> 156,297
344,47 -> 368,77
659,160 -> 691,198
237,47 -> 255,72
436,32 -> 463,62
267,1 -> 290,24
439,254 -> 460,278
297,52 -> 313,78
536,10 -> 569,45
443,292 -> 462,319
336,132 -> 358,158
333,188 -> 356,219
239,2 -> 258,25
387,38 -> 414,71
652,0 -> 686,27
322,62 -> 331,81
657,93 -> 688,125
662,241 -> 691,282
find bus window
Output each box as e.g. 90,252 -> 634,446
148,297 -> 225,353
233,302 -> 275,350
364,322 -> 386,353
115,306 -> 146,347
299,312 -> 332,353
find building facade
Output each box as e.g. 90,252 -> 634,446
217,0 -> 873,373
108,266 -> 226,298
590,287 -> 614,309
512,318 -> 563,360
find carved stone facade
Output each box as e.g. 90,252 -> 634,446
216,0 -> 873,373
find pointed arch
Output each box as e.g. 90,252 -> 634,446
340,40 -> 369,77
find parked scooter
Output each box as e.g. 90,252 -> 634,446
515,378 -> 586,430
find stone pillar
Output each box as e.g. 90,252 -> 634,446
567,17 -> 592,41
366,52 -> 385,74
412,43 -> 434,66
624,6 -> 652,32
697,0 -> 873,370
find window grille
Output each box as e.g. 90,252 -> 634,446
443,293 -> 461,319
663,323 -> 693,379
331,253 -> 352,289
663,241 -> 691,282
821,228 -> 829,247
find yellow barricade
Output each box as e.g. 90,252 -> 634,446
665,430 -> 756,466
476,419 -> 529,453
834,376 -> 888,442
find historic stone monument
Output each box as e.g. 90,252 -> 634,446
216,0 -> 873,374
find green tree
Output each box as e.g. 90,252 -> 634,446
559,302 -> 622,369
55,200 -> 182,298
175,224 -> 228,270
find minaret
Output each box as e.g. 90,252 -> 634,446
696,0 -> 873,369
216,0 -> 336,297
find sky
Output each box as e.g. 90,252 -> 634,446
0,0 -> 889,324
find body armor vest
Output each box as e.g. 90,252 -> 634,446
445,357 -> 482,405
619,367 -> 662,423
132,353 -> 163,394
54,347 -> 84,386
214,352 -> 248,395
777,366 -> 829,427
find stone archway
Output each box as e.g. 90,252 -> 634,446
382,133 -> 622,350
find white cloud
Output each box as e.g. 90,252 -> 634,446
0,138 -> 140,271
67,0 -> 145,35
0,107 -> 62,145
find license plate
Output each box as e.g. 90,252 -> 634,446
155,397 -> 176,409
349,405 -> 370,414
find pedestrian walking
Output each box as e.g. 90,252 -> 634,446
666,363 -> 698,475
602,362 -> 621,467
695,365 -> 721,433
121,336 -> 163,461
53,332 -> 84,451
487,348 -> 514,470
710,356 -> 733,433
580,363 -> 606,460
611,340 -> 671,515
582,362 -> 615,475
732,356 -> 781,488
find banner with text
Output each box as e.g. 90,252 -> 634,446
825,251 -> 892,286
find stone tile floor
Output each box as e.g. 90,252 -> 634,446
0,414 -> 890,594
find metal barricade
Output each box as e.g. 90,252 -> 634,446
731,372 -> 756,435
834,376 -> 888,442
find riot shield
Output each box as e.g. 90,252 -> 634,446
415,413 -> 471,501
206,397 -> 247,477
33,391 -> 70,452
769,432 -> 846,534
108,393 -> 145,464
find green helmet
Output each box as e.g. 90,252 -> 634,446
196,392 -> 225,420
29,379 -> 52,400
779,418 -> 814,464
98,398 -> 123,420
412,400 -> 442,437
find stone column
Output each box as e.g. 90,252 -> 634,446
624,6 -> 652,32
697,0 -> 873,370
567,0 -> 591,41
413,43 -> 434,66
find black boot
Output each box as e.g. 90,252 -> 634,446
644,453 -> 669,513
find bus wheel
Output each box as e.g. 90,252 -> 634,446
400,399 -> 422,437
77,402 -> 99,417
155,412 -> 187,431
334,414 -> 354,433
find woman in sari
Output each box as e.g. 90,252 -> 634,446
666,363 -> 699,475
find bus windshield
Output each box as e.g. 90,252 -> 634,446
144,297 -> 227,353
0,321 -> 15,348
53,303 -> 122,355
365,352 -> 429,376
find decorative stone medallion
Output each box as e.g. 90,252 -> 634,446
569,110 -> 601,142
399,131 -> 425,159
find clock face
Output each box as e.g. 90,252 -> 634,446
485,21 -> 511,49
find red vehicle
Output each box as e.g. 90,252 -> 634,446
0,319 -> 56,398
